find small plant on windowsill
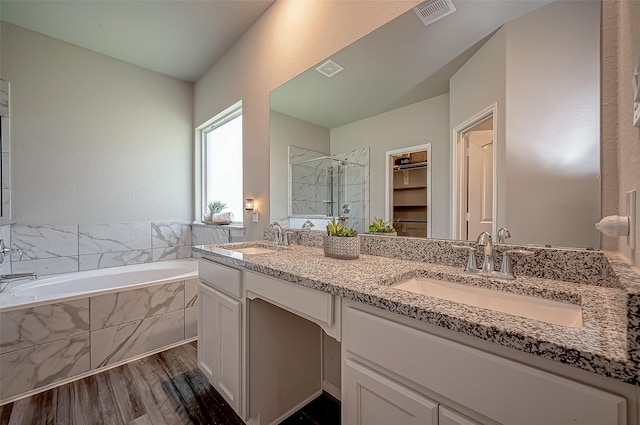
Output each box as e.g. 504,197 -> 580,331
367,218 -> 397,235
323,218 -> 360,260
203,201 -> 232,225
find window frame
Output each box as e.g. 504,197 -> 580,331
195,101 -> 242,223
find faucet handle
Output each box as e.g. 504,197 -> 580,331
497,227 -> 511,243
452,245 -> 481,274
495,249 -> 534,279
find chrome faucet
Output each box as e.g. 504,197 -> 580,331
497,227 -> 511,243
476,232 -> 494,274
0,239 -> 22,265
302,221 -> 315,230
267,222 -> 289,246
0,272 -> 37,293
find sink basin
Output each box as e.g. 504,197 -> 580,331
232,246 -> 276,255
393,277 -> 583,328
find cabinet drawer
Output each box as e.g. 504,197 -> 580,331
344,306 -> 626,425
245,271 -> 333,326
198,259 -> 241,298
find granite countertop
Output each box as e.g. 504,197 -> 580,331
193,241 -> 639,386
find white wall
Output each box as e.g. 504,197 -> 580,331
449,28 -> 506,240
269,111 -> 329,223
450,1 -> 600,248
504,0 -> 600,248
330,94 -> 450,237
195,0 -> 421,240
0,23 -> 194,224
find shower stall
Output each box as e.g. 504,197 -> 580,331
289,155 -> 366,232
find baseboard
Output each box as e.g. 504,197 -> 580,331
322,380 -> 341,401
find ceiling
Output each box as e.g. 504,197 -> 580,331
270,0 -> 552,129
0,0 -> 275,82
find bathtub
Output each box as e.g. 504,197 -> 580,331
0,258 -> 200,403
0,259 -> 198,312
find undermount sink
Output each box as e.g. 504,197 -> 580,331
232,246 -> 277,255
393,277 -> 583,328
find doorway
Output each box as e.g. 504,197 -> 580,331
452,105 -> 497,241
385,144 -> 432,237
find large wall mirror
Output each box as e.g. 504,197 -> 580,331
270,0 -> 601,249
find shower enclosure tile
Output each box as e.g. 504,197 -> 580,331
11,224 -> 78,261
79,222 -> 151,255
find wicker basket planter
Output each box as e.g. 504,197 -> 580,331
323,235 -> 360,260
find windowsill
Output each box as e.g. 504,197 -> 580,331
191,221 -> 245,229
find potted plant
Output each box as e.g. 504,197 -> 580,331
367,218 -> 397,235
203,201 -> 233,224
323,218 -> 360,260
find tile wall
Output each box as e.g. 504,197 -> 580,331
10,221 -> 193,277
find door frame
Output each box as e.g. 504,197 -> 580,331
451,103 -> 498,240
385,143 -> 432,238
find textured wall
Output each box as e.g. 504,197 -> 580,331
1,23 -> 194,225
195,0 -> 421,240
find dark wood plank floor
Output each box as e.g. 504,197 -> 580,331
0,342 -> 244,425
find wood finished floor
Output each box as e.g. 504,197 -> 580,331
0,342 -> 244,425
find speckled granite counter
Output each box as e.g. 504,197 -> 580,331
193,240 -> 640,386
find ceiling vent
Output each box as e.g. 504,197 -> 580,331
316,60 -> 344,78
413,0 -> 456,26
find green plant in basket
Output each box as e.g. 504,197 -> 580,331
369,218 -> 395,233
326,219 -> 358,237
208,200 -> 227,215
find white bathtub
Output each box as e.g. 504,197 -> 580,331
0,259 -> 198,312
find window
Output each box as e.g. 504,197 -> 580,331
201,106 -> 243,223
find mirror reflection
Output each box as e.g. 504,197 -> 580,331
270,0 -> 601,248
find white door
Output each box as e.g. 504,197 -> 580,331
343,359 -> 438,425
197,282 -> 218,382
214,289 -> 242,413
466,130 -> 493,238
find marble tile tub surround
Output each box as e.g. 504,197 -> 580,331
264,228 -> 617,288
195,241 -> 640,386
0,278 -> 197,403
10,221 -> 192,276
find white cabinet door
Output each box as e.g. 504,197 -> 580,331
343,359 -> 438,425
197,282 -> 217,382
213,289 -> 242,413
439,407 -> 481,425
197,281 -> 242,414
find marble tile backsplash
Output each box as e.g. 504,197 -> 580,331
10,221 -> 192,276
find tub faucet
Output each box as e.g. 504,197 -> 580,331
0,239 -> 22,265
0,272 -> 37,293
267,222 -> 289,246
476,232 -> 494,274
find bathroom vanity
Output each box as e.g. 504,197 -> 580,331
194,234 -> 640,425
